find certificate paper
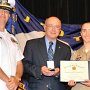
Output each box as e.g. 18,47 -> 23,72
60,61 -> 89,82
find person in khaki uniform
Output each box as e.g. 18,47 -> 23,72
68,22 -> 90,90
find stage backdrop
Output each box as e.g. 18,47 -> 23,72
6,0 -> 82,52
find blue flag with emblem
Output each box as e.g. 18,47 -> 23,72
7,0 -> 82,52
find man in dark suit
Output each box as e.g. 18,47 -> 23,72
22,16 -> 71,90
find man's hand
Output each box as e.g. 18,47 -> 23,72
41,66 -> 55,76
81,80 -> 90,87
68,80 -> 76,87
6,76 -> 20,90
41,66 -> 60,77
52,68 -> 60,76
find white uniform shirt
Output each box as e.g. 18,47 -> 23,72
0,29 -> 24,90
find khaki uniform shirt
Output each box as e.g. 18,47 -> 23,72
71,45 -> 90,90
71,45 -> 90,61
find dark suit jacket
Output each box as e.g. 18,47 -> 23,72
22,37 -> 71,90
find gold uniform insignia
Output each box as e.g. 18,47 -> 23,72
11,37 -> 18,44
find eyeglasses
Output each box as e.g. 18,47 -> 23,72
46,24 -> 61,30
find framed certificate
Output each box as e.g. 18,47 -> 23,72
60,61 -> 90,82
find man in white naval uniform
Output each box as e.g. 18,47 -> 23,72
0,0 -> 24,90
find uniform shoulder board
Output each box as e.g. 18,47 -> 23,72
10,35 -> 18,44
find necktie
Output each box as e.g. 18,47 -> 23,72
48,41 -> 53,60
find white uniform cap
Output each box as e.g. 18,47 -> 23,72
0,0 -> 15,11
8,0 -> 15,8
